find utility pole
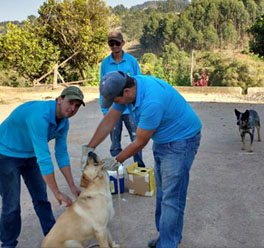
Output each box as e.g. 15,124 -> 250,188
190,49 -> 194,86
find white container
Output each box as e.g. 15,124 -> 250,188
107,166 -> 124,194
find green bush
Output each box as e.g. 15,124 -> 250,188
0,69 -> 29,87
84,64 -> 100,86
195,51 -> 264,93
140,44 -> 191,86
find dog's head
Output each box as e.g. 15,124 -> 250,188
80,151 -> 104,188
235,109 -> 249,128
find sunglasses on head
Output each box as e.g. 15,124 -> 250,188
108,40 -> 122,47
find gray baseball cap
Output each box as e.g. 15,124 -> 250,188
100,71 -> 127,108
61,86 -> 85,106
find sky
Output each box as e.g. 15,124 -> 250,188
0,0 -> 155,22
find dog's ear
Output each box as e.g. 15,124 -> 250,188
80,173 -> 90,188
234,109 -> 240,119
242,110 -> 250,120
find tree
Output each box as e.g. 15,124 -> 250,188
221,21 -> 237,47
162,42 -> 190,85
244,0 -> 258,22
140,53 -> 158,75
37,0 -> 117,79
203,24 -> 219,49
254,0 -> 264,16
140,10 -> 164,52
180,0 -> 251,49
0,21 -> 60,83
111,4 -> 128,16
156,0 -> 189,13
248,15 -> 264,57
121,9 -> 147,41
172,14 -> 200,50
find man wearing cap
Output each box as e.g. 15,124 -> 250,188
0,86 -> 84,247
84,71 -> 202,248
99,30 -> 145,167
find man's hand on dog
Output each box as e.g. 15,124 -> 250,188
55,191 -> 73,207
102,157 -> 121,171
70,184 -> 81,198
81,145 -> 95,169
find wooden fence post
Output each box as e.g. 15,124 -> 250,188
53,64 -> 58,88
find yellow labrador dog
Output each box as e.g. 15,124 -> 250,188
41,152 -> 119,248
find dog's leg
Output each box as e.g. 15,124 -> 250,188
64,240 -> 83,248
107,229 -> 120,248
249,133 -> 254,152
95,228 -> 110,248
241,133 -> 246,150
256,125 -> 261,142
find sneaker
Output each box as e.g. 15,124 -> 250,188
148,237 -> 160,248
148,237 -> 182,248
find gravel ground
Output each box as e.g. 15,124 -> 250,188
0,87 -> 264,248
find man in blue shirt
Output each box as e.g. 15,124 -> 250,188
85,71 -> 202,248
100,31 -> 145,167
0,86 -> 85,248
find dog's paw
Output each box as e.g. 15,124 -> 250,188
111,241 -> 120,248
241,146 -> 245,150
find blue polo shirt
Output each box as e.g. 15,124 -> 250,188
100,50 -> 141,115
0,100 -> 70,175
113,75 -> 202,144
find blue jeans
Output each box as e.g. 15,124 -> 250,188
153,132 -> 201,248
110,114 -> 145,167
0,154 -> 55,248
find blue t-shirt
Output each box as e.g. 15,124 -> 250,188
100,50 -> 141,115
113,75 -> 202,144
0,100 -> 70,175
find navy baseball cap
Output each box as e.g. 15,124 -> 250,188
100,71 -> 127,108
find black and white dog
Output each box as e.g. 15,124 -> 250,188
234,109 -> 261,152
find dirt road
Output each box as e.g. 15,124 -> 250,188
0,87 -> 263,248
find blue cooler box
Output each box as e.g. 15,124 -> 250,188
107,166 -> 124,194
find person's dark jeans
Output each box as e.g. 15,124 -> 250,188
0,154 -> 55,248
153,132 -> 201,248
110,114 -> 145,167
